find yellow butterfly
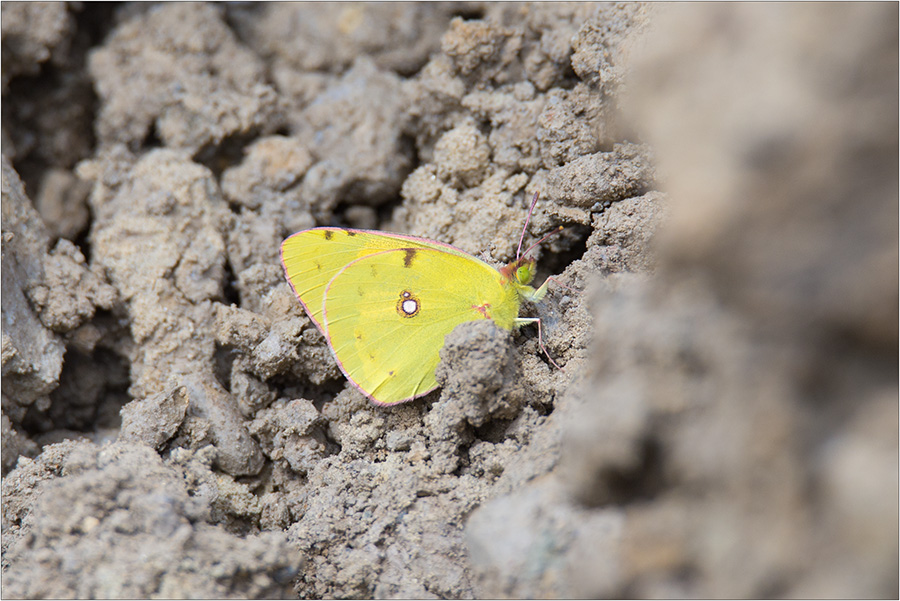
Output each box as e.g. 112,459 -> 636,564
280,193 -> 561,406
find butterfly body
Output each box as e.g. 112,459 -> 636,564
281,227 -> 545,406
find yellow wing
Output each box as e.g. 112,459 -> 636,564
323,247 -> 521,405
280,228 -> 474,334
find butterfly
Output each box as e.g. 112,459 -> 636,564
280,192 -> 562,406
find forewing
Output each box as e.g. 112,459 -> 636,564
281,228 -> 467,333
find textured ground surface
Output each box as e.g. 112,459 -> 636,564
2,3 -> 897,598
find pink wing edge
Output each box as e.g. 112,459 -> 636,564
283,226 -> 484,257
279,238 -> 327,339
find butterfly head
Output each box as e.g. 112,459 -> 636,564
506,221 -> 565,287
515,259 -> 536,286
501,256 -> 537,286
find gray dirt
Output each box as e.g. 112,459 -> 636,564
2,3 -> 896,599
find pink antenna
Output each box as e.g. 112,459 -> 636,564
516,191 -> 541,260
522,225 -> 565,259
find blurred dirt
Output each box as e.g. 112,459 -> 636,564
2,2 -> 896,599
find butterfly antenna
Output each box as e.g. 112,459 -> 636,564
516,191 -> 540,261
522,225 -> 565,259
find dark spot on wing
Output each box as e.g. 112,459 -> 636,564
324,230 -> 333,240
346,230 -> 357,237
403,249 -> 417,268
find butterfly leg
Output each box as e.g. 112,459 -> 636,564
527,275 -> 579,303
514,317 -> 564,371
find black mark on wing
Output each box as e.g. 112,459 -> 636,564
403,249 -> 417,268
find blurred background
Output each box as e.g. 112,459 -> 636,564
2,3 -> 897,599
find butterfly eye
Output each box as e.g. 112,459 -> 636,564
516,264 -> 534,285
